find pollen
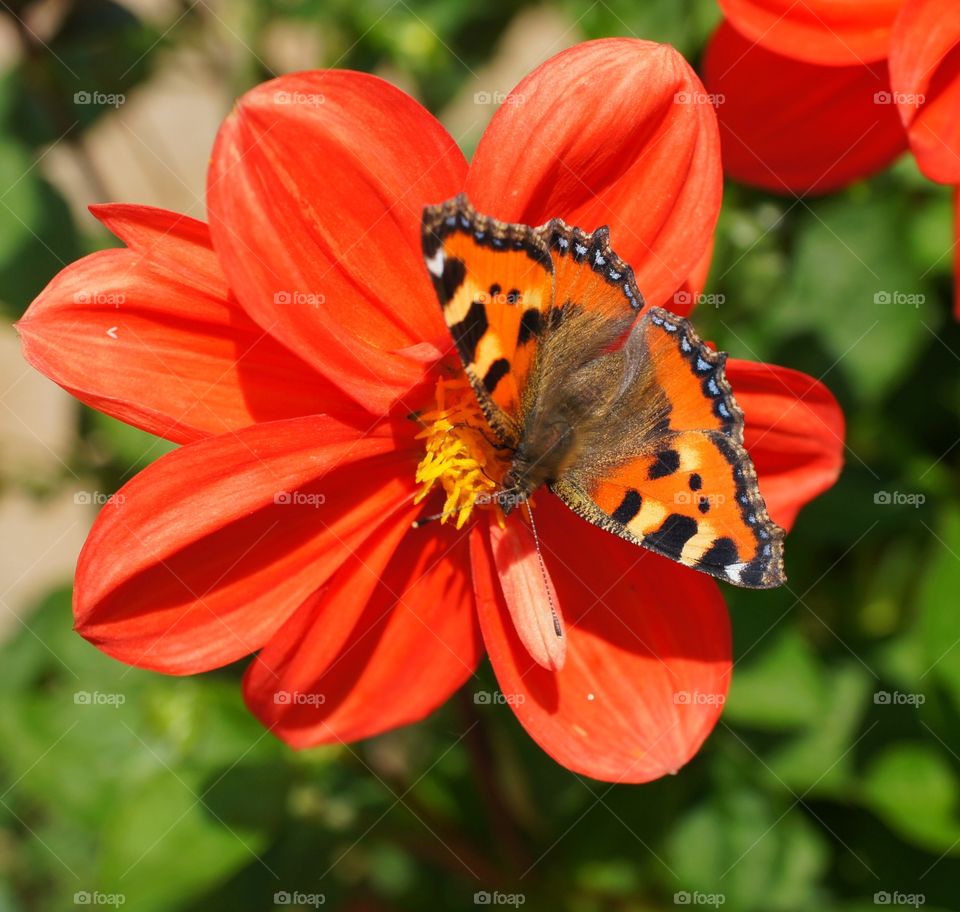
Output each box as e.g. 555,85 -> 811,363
413,375 -> 509,529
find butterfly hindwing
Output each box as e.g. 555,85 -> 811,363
555,307 -> 785,588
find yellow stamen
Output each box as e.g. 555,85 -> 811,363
413,375 -> 509,529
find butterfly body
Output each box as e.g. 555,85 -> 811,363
422,194 -> 785,589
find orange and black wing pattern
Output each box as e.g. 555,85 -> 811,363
555,308 -> 785,588
421,196 -> 647,446
422,195 -> 554,447
536,217 -> 644,322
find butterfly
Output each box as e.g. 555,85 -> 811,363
421,193 -> 785,589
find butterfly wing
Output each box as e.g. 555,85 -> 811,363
554,307 -> 785,588
422,195 -> 555,447
536,217 -> 644,320
421,197 -> 647,447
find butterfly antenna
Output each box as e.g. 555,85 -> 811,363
524,500 -> 562,638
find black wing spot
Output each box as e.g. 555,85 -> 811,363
689,473 -> 702,491
449,299 -> 488,364
506,288 -> 522,304
740,561 -> 767,588
699,537 -> 738,570
482,358 -> 510,394
644,514 -> 698,561
648,449 -> 680,480
517,309 -> 542,346
431,256 -> 466,306
697,497 -> 710,514
611,489 -> 642,525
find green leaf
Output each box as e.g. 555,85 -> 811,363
917,510 -> 960,712
724,629 -> 827,731
97,772 -> 268,912
667,787 -> 829,911
89,410 -> 176,471
783,192 -> 939,401
862,743 -> 960,853
766,663 -> 872,796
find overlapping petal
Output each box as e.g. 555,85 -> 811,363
718,0 -> 902,66
729,359 -> 845,530
703,23 -> 907,194
208,71 -> 467,414
488,516 -> 565,671
466,38 -> 722,310
244,520 -> 481,746
18,206 -> 353,443
889,0 -> 960,185
472,497 -> 731,783
74,415 -> 417,674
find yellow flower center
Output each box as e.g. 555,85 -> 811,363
413,375 -> 509,529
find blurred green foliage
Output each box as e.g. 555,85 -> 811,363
2,0 -> 959,910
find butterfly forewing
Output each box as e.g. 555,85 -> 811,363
422,195 -> 555,447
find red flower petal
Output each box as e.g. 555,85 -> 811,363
472,496 -> 731,783
728,359 -> 845,530
488,516 -> 565,671
207,71 -> 467,413
17,205 -> 352,444
466,39 -> 722,310
718,0 -> 902,65
703,22 -> 907,194
889,0 -> 960,184
75,415 -> 416,674
244,520 -> 481,747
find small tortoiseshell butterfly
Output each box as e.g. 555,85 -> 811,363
422,194 -> 785,589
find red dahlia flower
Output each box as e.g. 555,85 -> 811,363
703,0 -> 960,311
17,39 -> 844,782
